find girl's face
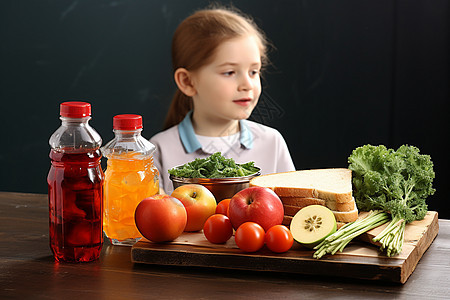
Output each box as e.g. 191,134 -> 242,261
190,35 -> 262,126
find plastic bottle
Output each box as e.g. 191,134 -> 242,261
102,114 -> 159,246
47,101 -> 104,262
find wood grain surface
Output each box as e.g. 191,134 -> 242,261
1,192 -> 449,299
132,212 -> 438,283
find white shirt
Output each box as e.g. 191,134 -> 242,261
195,132 -> 240,154
149,111 -> 296,194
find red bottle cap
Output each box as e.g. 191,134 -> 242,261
113,114 -> 143,130
60,101 -> 91,118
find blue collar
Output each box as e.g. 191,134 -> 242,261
178,110 -> 253,153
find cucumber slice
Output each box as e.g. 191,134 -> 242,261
290,205 -> 337,248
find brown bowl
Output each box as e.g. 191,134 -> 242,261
169,169 -> 260,203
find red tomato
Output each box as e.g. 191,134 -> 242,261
215,198 -> 231,216
203,214 -> 233,244
234,222 -> 265,252
135,194 -> 187,242
265,225 -> 294,253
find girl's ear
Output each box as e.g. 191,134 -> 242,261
174,68 -> 197,97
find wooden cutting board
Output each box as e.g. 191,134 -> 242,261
131,211 -> 439,284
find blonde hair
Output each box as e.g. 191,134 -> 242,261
163,7 -> 269,130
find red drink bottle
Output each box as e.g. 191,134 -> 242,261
47,101 -> 104,262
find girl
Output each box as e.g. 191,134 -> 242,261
150,7 -> 295,194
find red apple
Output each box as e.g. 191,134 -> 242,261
171,184 -> 217,231
134,194 -> 187,242
228,186 -> 284,231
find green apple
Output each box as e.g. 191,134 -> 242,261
290,205 -> 337,248
171,184 -> 217,231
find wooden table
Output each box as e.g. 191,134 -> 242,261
1,192 -> 449,299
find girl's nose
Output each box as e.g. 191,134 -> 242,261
238,74 -> 253,91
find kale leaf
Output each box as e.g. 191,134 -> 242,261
348,144 -> 435,223
168,152 -> 259,178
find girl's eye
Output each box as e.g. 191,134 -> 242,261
222,71 -> 235,76
250,70 -> 260,76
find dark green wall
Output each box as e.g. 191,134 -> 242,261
1,0 -> 448,218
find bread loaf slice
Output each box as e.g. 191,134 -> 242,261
283,204 -> 358,222
250,168 -> 353,203
281,196 -> 356,212
283,204 -> 304,216
333,207 -> 359,223
281,197 -> 326,208
325,198 -> 356,212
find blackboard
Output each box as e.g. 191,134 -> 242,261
1,0 -> 448,218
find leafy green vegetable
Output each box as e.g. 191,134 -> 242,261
314,144 -> 435,258
350,144 -> 435,256
168,152 -> 259,178
349,144 -> 435,223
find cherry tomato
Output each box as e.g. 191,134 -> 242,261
203,214 -> 233,244
234,222 -> 265,252
265,225 -> 294,253
215,198 -> 231,216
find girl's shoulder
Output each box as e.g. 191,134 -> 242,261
149,125 -> 179,144
244,119 -> 284,138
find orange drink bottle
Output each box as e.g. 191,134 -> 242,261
102,114 -> 159,246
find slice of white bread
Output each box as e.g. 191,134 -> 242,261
283,204 -> 308,216
281,197 -> 326,208
250,168 -> 353,203
281,197 -> 356,212
332,207 -> 359,223
283,204 -> 358,221
325,198 -> 356,212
